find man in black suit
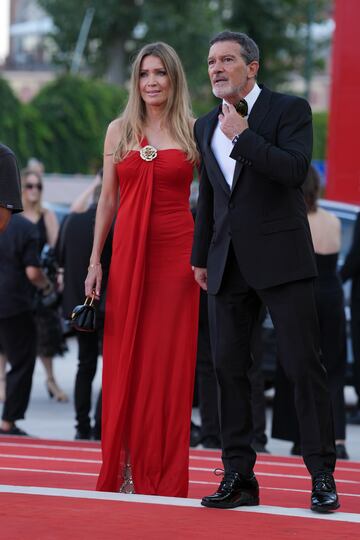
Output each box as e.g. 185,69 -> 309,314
191,31 -> 338,513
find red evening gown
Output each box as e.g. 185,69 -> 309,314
96,139 -> 199,497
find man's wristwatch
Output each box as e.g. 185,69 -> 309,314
42,282 -> 53,295
232,133 -> 241,145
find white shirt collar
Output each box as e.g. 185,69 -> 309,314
223,82 -> 261,117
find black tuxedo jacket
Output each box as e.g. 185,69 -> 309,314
191,85 -> 317,293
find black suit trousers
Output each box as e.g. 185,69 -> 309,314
196,289 -> 220,439
197,289 -> 267,444
208,244 -> 336,476
350,302 -> 360,402
0,311 -> 36,422
75,330 -> 102,434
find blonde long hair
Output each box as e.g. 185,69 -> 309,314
114,42 -> 198,163
21,168 -> 43,217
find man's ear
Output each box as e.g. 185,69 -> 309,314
247,61 -> 259,80
0,207 -> 11,233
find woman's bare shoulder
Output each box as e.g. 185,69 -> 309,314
42,206 -> 57,221
319,207 -> 340,227
107,118 -> 123,139
104,119 -> 123,154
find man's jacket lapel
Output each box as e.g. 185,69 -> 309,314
203,107 -> 231,196
231,86 -> 272,195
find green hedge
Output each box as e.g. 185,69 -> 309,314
0,75 -> 127,173
0,75 -> 329,172
312,111 -> 328,160
0,78 -> 29,164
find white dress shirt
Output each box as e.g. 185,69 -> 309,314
211,83 -> 261,188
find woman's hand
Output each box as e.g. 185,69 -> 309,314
85,262 -> 102,299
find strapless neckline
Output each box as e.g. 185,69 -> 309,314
139,136 -> 184,153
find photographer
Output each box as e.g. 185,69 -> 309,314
0,213 -> 53,436
0,143 -> 23,233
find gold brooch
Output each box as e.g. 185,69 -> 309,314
140,145 -> 157,161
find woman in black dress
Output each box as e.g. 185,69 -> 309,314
21,168 -> 68,402
272,165 -> 349,459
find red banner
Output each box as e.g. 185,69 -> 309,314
326,0 -> 360,203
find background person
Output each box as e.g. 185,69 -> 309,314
0,143 -> 23,232
26,157 -> 45,178
0,143 -> 23,399
272,165 -> 349,460
69,170 -> 102,214
192,208 -> 268,452
85,42 -> 199,496
0,213 -> 53,436
340,212 -> 360,425
21,168 -> 68,403
192,30 -> 338,513
195,287 -> 221,449
56,178 -> 112,441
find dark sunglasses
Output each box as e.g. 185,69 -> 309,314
25,183 -> 43,191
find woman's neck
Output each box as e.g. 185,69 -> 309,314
23,200 -> 41,216
145,104 -> 167,131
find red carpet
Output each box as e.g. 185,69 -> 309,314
0,437 -> 359,539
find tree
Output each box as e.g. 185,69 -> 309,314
38,0 -> 142,83
138,0 -> 219,98
30,75 -> 128,172
39,0 -> 332,101
0,78 -> 25,159
225,0 -> 332,89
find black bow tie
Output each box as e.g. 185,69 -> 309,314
219,99 -> 248,117
235,99 -> 248,117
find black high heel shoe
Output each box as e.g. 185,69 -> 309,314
46,378 -> 69,402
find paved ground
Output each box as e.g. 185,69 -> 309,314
1,336 -> 360,461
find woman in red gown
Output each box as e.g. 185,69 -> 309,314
85,42 -> 199,497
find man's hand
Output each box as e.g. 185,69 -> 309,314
194,267 -> 208,291
219,103 -> 248,141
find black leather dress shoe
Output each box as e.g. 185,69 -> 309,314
336,443 -> 349,460
252,442 -> 270,454
92,427 -> 101,441
201,471 -> 259,509
346,408 -> 360,425
311,472 -> 340,513
202,436 -> 221,449
0,425 -> 29,436
75,429 -> 92,440
190,422 -> 202,447
290,442 -> 301,456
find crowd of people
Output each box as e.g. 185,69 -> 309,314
1,30 -> 360,514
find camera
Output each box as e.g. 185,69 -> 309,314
40,245 -> 58,283
35,245 -> 60,310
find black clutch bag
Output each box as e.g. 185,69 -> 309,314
70,295 -> 96,332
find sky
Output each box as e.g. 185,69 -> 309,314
0,0 -> 10,62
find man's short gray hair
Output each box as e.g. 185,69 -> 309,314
210,31 -> 260,65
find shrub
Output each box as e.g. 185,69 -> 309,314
313,111 -> 328,160
0,77 -> 28,166
31,75 -> 128,173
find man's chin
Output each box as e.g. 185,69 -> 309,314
212,87 -> 227,99
212,86 -> 236,100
